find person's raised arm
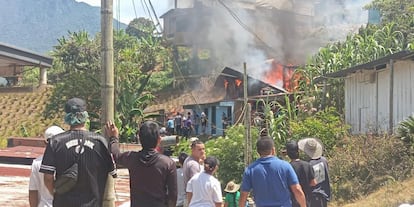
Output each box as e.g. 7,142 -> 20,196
105,121 -> 120,157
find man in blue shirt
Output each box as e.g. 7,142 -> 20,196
239,136 -> 306,207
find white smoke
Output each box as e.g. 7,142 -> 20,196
166,0 -> 373,76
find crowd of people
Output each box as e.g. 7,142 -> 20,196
29,97 -> 330,207
166,111 -> 205,138
165,111 -> 231,138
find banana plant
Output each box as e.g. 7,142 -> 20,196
397,115 -> 414,148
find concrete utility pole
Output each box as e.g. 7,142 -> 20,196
101,0 -> 115,206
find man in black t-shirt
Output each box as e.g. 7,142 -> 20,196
286,140 -> 316,207
40,97 -> 117,207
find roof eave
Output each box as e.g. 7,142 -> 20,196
325,50 -> 414,79
0,42 -> 53,68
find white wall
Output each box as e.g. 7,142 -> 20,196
392,61 -> 414,131
345,71 -> 376,134
344,59 -> 414,134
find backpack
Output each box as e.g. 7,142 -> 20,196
54,138 -> 85,194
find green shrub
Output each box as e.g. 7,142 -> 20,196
174,125 -> 260,186
397,115 -> 414,149
204,125 -> 259,185
289,107 -> 349,154
329,135 -> 414,204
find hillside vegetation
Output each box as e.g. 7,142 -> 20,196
331,175 -> 414,207
0,87 -> 64,148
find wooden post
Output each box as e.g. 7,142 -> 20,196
243,62 -> 252,167
389,59 -> 394,134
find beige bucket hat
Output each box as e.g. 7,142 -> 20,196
224,181 -> 240,193
298,138 -> 324,159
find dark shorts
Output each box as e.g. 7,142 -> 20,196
310,193 -> 327,207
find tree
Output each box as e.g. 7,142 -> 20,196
204,125 -> 259,185
44,30 -> 174,136
125,17 -> 156,39
366,0 -> 414,43
44,31 -> 102,128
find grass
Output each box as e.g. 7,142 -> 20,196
330,176 -> 414,207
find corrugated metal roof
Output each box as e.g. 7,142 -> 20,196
0,42 -> 53,67
0,42 -> 53,77
324,51 -> 414,79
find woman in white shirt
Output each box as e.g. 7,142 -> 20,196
186,156 -> 222,207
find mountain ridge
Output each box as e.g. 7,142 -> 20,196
0,0 -> 126,54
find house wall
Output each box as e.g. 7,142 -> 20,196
345,71 -> 377,134
186,101 -> 235,136
392,60 -> 414,130
376,69 -> 390,133
345,59 -> 414,134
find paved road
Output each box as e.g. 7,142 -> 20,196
0,163 -> 130,207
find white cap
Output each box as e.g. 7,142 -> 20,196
44,126 -> 65,141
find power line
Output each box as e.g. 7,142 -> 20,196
139,0 -> 148,17
117,0 -> 121,30
148,0 -> 163,33
217,0 -> 278,55
131,0 -> 138,20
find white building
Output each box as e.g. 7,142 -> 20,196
326,51 -> 414,134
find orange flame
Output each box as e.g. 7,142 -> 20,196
224,79 -> 229,89
235,79 -> 242,87
262,61 -> 300,92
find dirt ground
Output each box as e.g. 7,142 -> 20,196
0,163 -> 130,207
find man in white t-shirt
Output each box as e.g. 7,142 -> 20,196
29,126 -> 64,207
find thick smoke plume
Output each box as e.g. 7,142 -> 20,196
167,0 -> 372,76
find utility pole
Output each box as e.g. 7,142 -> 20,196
243,62 -> 252,167
101,0 -> 115,206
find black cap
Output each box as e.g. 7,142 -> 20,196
65,97 -> 87,113
286,140 -> 299,153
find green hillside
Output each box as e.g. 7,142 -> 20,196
0,0 -> 126,54
0,87 -> 65,148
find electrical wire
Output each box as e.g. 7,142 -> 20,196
145,1 -> 246,132
140,0 -> 148,17
142,0 -> 156,30
131,0 -> 138,20
117,0 -> 121,30
217,0 -> 279,55
148,0 -> 163,34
